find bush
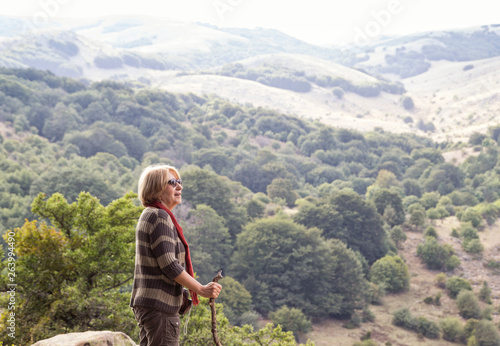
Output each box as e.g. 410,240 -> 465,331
424,226 -> 437,238
478,281 -> 492,304
456,290 -> 481,319
446,276 -> 472,298
401,96 -> 415,110
369,255 -> 410,293
435,273 -> 447,288
464,239 -> 484,254
475,320 -> 500,346
269,306 -> 312,341
461,208 -> 482,227
417,236 -> 458,271
417,317 -> 440,339
440,317 -> 464,342
392,308 -> 417,331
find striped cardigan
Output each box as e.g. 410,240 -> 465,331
130,207 -> 186,313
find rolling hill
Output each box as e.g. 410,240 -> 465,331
0,16 -> 499,141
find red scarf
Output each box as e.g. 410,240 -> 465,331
147,201 -> 199,306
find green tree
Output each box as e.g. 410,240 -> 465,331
0,192 -> 143,344
369,255 -> 410,293
267,178 -> 299,207
294,189 -> 387,263
217,276 -> 252,325
390,225 -> 407,249
182,204 -> 232,283
371,189 -> 405,226
181,167 -> 247,239
269,306 -> 312,341
231,218 -> 367,317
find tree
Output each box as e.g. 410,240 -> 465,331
390,225 -> 407,249
182,204 -> 232,283
181,167 -> 247,239
269,306 -> 312,341
369,255 -> 410,293
0,192 -> 143,344
294,189 -> 387,264
266,178 -> 299,207
217,277 -> 252,325
231,218 -> 367,318
371,189 -> 405,226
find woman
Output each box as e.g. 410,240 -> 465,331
130,164 -> 222,346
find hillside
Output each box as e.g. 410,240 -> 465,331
0,16 -> 499,140
305,217 -> 500,345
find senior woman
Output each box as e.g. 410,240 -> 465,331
130,164 -> 222,346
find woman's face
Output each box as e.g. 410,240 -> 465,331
159,171 -> 183,210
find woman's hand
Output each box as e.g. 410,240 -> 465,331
199,282 -> 222,299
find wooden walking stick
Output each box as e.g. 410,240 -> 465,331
209,270 -> 223,346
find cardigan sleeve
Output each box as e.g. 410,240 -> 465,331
149,210 -> 185,281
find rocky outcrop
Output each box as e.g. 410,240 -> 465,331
31,331 -> 136,346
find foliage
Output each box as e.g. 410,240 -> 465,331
294,189 -> 388,264
180,297 -> 306,345
478,281 -> 492,304
369,255 -> 409,293
392,308 -> 439,339
446,276 -> 472,298
231,218 -> 367,318
269,306 -> 312,341
216,276 -> 253,325
182,204 -> 233,283
440,317 -> 464,342
417,236 -> 459,271
456,290 -> 481,319
0,192 -> 143,344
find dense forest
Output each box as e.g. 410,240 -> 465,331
1,67 -> 500,344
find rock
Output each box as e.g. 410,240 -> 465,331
31,331 -> 137,346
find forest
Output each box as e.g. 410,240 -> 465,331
0,67 -> 500,344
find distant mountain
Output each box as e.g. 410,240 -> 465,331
1,15 -> 499,141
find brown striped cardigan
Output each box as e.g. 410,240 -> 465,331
130,207 -> 186,313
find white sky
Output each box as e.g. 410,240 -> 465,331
2,0 -> 499,45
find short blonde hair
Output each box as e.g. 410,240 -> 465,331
138,164 -> 180,207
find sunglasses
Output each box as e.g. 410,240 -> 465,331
167,178 -> 183,187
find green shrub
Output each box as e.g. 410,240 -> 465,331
456,290 -> 481,319
464,239 -> 484,254
369,255 -> 410,293
417,317 -> 440,339
392,308 -> 417,331
440,317 -> 464,342
435,273 -> 447,288
461,208 -> 482,227
450,228 -> 460,238
417,237 -> 458,271
269,306 -> 312,341
475,320 -> 500,346
478,281 -> 492,304
424,226 -> 437,238
446,276 -> 472,298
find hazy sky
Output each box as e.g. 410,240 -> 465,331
2,0 -> 499,45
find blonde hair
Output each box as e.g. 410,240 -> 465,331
138,164 -> 180,207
